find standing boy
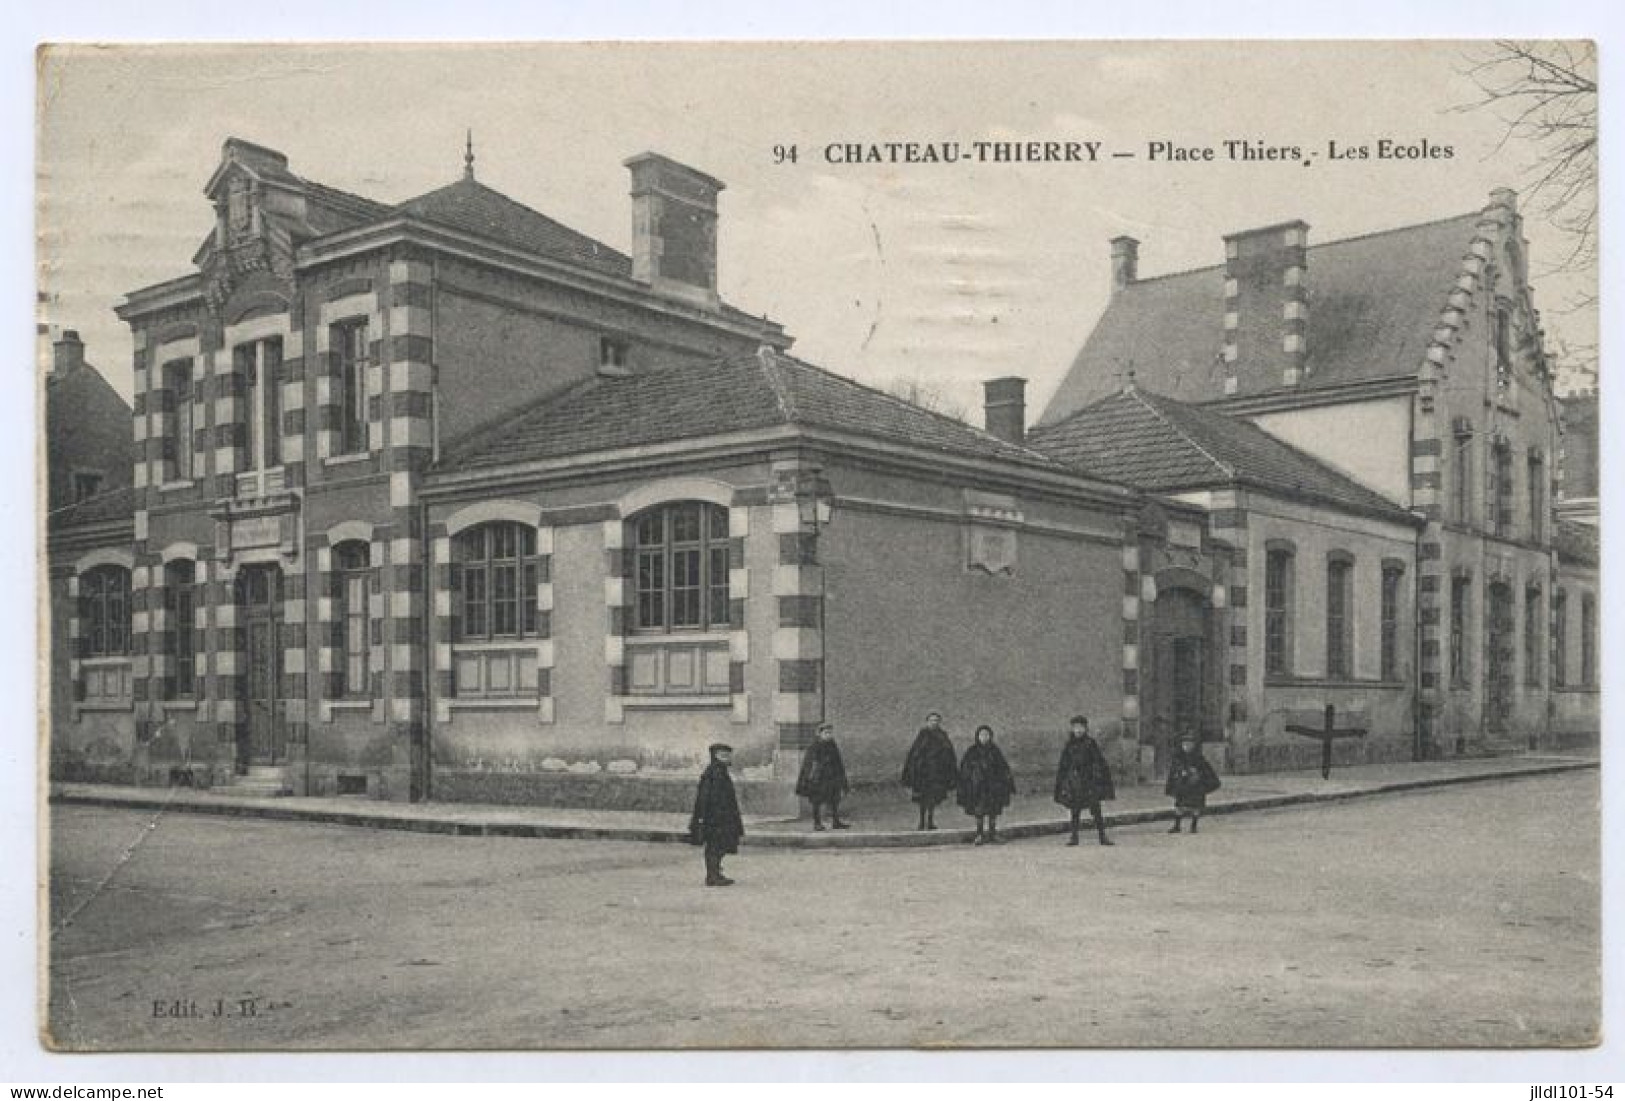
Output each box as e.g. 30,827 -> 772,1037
796,721 -> 852,830
901,712 -> 958,830
1053,715 -> 1116,846
689,743 -> 745,886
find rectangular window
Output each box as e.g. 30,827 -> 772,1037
1452,431 -> 1473,526
333,320 -> 370,455
1581,594 -> 1596,686
1528,452 -> 1545,543
235,343 -> 257,471
1553,589 -> 1568,687
1450,576 -> 1470,687
1380,566 -> 1402,681
236,338 -> 283,471
1489,443 -> 1513,537
72,472 -> 102,503
262,339 -> 282,468
165,359 -> 194,482
1524,586 -> 1542,687
1264,549 -> 1292,677
600,337 -> 628,370
1326,558 -> 1352,679
168,562 -> 196,697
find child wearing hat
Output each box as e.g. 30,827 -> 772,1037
1053,714 -> 1115,846
901,711 -> 957,831
1164,729 -> 1221,834
689,743 -> 745,885
795,721 -> 852,831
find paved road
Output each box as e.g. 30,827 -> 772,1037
45,770 -> 1598,1050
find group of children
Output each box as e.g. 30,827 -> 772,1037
687,713 -> 1222,886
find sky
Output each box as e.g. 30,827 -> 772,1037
36,40 -> 1599,421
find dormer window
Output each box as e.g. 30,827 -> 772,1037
227,175 -> 253,236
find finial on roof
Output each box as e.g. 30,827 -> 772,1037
464,130 -> 475,180
1115,359 -> 1137,391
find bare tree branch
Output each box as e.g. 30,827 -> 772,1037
1457,41 -> 1598,285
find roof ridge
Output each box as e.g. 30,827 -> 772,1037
754,348 -> 799,423
1119,209 -> 1484,287
1152,389 -> 1412,513
1128,388 -> 1235,480
771,350 -> 1058,461
397,175 -> 630,262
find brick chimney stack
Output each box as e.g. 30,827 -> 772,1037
1222,220 -> 1309,389
625,152 -> 724,309
1110,236 -> 1139,294
52,329 -> 85,376
983,377 -> 1027,445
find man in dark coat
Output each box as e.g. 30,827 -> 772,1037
901,711 -> 957,830
796,722 -> 851,830
689,743 -> 745,886
1165,729 -> 1221,834
957,725 -> 1016,845
1053,714 -> 1116,847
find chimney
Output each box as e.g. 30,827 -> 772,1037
983,377 -> 1027,444
625,152 -> 724,308
52,330 -> 85,376
1489,186 -> 1518,214
1110,236 -> 1140,293
1221,220 -> 1309,389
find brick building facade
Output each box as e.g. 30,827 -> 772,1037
45,142 -> 1598,808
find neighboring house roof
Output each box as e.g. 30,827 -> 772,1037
44,352 -> 135,513
1028,386 -> 1418,523
47,485 -> 137,533
396,176 -> 633,279
439,350 -> 1066,475
1041,212 -> 1484,424
1554,518 -> 1599,567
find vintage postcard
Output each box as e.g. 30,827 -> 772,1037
38,40 -> 1599,1051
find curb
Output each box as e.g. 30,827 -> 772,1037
49,759 -> 1597,850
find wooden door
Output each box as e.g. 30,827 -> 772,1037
238,565 -> 284,765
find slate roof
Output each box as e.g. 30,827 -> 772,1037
1028,387 -> 1417,522
396,177 -> 633,279
440,351 -> 1066,475
1041,212 -> 1485,424
47,485 -> 137,532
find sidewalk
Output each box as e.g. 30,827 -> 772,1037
49,751 -> 1597,849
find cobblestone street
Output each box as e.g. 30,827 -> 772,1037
46,770 -> 1598,1050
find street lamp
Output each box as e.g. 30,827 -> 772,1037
794,466 -> 836,541
793,466 -> 837,729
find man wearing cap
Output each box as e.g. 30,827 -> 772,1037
689,743 -> 745,887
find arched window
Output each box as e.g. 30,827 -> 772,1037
454,522 -> 540,641
632,502 -> 730,632
335,541 -> 371,697
81,565 -> 131,658
164,560 -> 196,697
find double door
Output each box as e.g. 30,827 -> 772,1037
237,565 -> 284,768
